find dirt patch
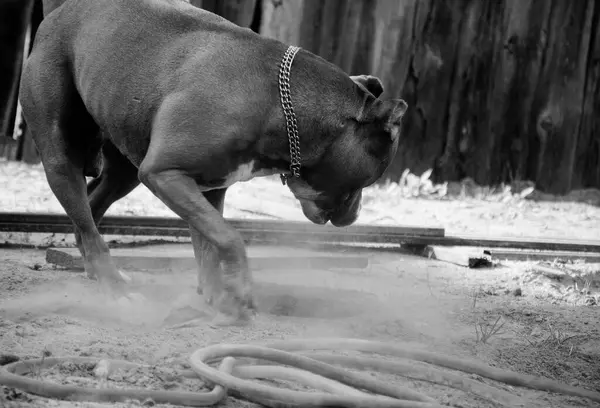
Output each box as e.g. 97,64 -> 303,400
18,360 -> 211,396
1,248 -> 599,408
255,282 -> 380,318
517,262 -> 600,306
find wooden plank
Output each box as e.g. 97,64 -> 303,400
0,224 -> 442,246
425,235 -> 600,253
0,212 -> 445,238
45,245 -> 370,272
2,213 -> 600,254
424,246 -> 493,268
486,248 -> 600,263
424,245 -> 600,266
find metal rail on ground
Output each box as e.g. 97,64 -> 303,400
1,212 -> 599,253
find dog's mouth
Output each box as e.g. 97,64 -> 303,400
299,199 -> 330,225
330,210 -> 359,227
299,199 -> 360,227
308,213 -> 330,225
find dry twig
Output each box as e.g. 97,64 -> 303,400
475,316 -> 506,344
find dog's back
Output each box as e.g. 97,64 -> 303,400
27,0 -> 275,150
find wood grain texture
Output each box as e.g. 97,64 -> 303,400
193,0 -> 258,28
0,0 -> 34,146
45,246 -> 370,272
259,0 -> 600,194
5,0 -> 599,194
3,213 -> 600,253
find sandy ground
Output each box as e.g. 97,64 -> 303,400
1,246 -> 599,408
1,161 -> 600,407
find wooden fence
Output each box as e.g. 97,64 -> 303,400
0,0 -> 39,162
1,0 -> 598,194
260,0 -> 600,194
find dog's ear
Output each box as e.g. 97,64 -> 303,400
388,99 -> 408,127
355,98 -> 408,157
351,75 -> 384,98
357,98 -> 408,127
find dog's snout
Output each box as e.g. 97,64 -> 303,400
330,212 -> 358,227
329,192 -> 362,227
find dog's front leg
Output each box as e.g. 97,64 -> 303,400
190,188 -> 227,306
138,167 -> 253,323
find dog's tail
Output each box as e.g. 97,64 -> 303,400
41,0 -> 68,17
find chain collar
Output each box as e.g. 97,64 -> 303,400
278,45 -> 302,185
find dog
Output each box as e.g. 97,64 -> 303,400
19,0 -> 408,325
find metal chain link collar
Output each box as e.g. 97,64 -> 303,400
278,45 -> 302,185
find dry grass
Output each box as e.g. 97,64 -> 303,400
473,316 -> 506,344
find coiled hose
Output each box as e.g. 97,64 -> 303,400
1,337 -> 599,407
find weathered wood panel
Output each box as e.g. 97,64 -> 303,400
190,0 -> 258,28
4,0 -> 597,194
0,0 -> 34,149
260,0 -> 600,194
575,8 -> 600,190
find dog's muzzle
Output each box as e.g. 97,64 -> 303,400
329,204 -> 361,227
299,198 -> 361,227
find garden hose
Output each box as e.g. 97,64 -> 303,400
1,337 -> 599,408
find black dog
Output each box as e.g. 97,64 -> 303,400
19,0 -> 407,324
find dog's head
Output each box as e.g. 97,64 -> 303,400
286,74 -> 407,227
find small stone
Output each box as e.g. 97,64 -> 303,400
142,398 -> 156,406
531,327 -> 543,337
94,360 -> 110,379
163,381 -> 179,390
111,373 -> 124,382
137,375 -> 151,385
512,288 -> 522,297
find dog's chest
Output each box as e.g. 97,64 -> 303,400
208,161 -> 278,190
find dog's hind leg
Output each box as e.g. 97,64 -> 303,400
74,141 -> 141,261
190,188 -> 227,306
19,53 -> 126,292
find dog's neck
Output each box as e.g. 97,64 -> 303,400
278,45 -> 302,185
260,46 -> 362,180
